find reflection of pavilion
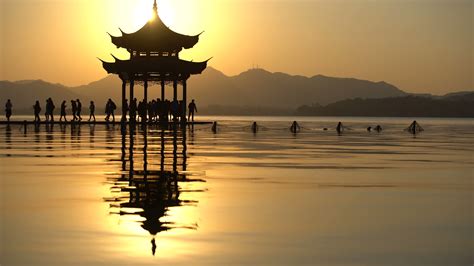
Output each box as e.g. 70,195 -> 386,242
104,124 -> 205,256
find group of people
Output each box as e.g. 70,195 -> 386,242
33,99 -> 90,122
4,98 -> 198,124
123,98 -> 198,123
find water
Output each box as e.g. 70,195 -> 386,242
1,116 -> 473,265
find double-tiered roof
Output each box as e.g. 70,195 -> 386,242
101,0 -> 208,82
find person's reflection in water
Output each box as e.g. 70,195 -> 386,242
34,124 -> 41,153
105,123 -> 115,151
89,124 -> 96,149
5,125 -> 11,157
60,123 -> 67,134
46,123 -> 54,150
59,123 -> 67,149
70,123 -> 81,150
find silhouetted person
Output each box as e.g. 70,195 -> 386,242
110,99 -> 117,122
148,100 -> 155,122
45,98 -> 55,122
336,122 -> 343,134
5,99 -> 12,122
71,100 -> 78,121
105,98 -> 117,122
45,99 -> 50,121
122,99 -> 130,121
188,99 -> 198,122
407,120 -> 423,134
177,100 -> 184,122
251,122 -> 258,133
290,121 -> 300,133
33,101 -> 41,122
76,99 -> 82,121
171,100 -> 179,121
129,98 -> 137,122
138,100 -> 146,123
375,125 -> 382,132
122,99 -> 129,122
89,101 -> 96,122
165,100 -> 171,122
367,126 -> 372,132
60,101 -> 67,122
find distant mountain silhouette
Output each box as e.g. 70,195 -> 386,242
188,68 -> 406,107
1,67 -> 471,116
295,94 -> 474,117
0,80 -> 85,112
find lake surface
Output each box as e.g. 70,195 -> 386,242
1,116 -> 473,265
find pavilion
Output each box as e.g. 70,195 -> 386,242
100,0 -> 209,123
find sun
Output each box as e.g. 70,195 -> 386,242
156,1 -> 176,26
128,0 -> 175,27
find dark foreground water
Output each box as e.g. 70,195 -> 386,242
1,116 -> 473,266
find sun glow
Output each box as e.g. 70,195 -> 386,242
125,0 -> 177,30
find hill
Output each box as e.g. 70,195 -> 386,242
0,80 -> 86,113
295,94 -> 474,117
188,68 -> 406,107
1,67 -> 471,117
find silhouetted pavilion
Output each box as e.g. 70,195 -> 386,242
100,0 -> 209,122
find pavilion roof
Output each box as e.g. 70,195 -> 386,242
100,57 -> 209,80
109,1 -> 201,52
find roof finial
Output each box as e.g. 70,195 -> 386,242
153,0 -> 158,14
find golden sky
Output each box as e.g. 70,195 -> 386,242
0,0 -> 472,94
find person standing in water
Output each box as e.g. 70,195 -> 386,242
336,122 -> 343,134
5,99 -> 12,123
60,101 -> 67,122
407,120 -> 423,134
290,121 -> 300,133
251,121 -> 259,133
188,99 -> 198,122
33,101 -> 41,122
88,101 -> 96,122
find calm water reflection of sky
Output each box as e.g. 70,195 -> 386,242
1,117 -> 472,265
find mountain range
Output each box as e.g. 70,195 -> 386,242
0,67 -> 470,115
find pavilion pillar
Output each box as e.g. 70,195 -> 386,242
161,80 -> 165,100
182,79 -> 187,123
144,79 -> 148,104
121,79 -> 127,121
130,79 -> 135,101
144,78 -> 148,121
173,80 -> 178,102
